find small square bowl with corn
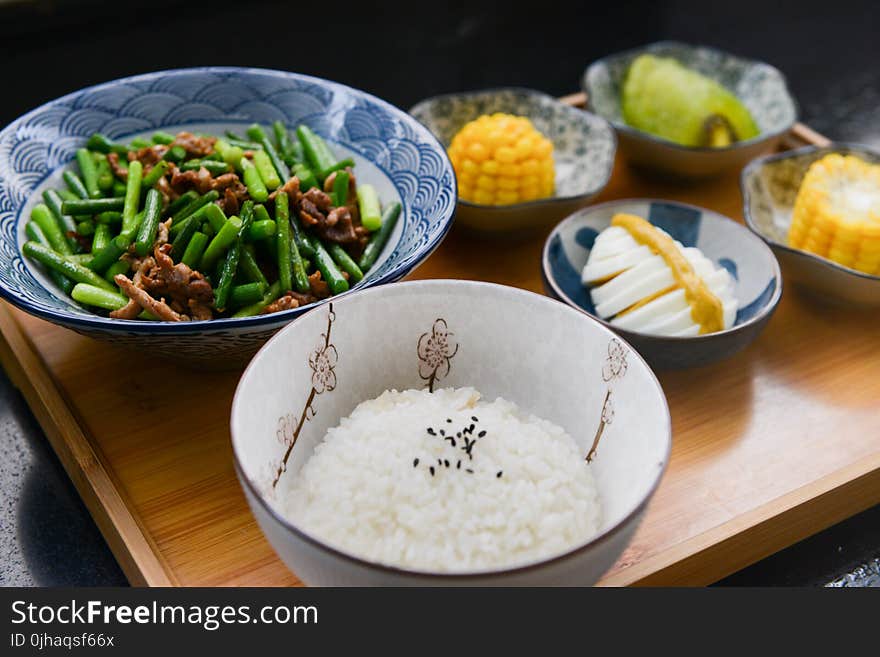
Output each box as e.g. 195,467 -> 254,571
742,143 -> 880,307
410,88 -> 616,234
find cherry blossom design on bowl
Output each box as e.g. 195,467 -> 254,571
587,338 -> 629,463
418,318 -> 459,392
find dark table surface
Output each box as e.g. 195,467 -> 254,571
1,0 -> 878,587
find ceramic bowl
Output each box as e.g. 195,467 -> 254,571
542,199 -> 782,370
742,143 -> 880,307
410,88 -> 616,234
231,279 -> 670,586
583,41 -> 798,179
0,67 -> 456,366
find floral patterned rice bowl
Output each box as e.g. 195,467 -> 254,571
231,279 -> 670,585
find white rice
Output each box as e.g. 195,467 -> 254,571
284,387 -> 601,572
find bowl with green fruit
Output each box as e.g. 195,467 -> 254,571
583,41 -> 798,179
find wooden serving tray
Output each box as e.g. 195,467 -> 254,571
1,98 -> 877,587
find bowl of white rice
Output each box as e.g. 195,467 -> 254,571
231,280 -> 670,586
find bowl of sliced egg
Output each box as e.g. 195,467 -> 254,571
542,198 -> 782,369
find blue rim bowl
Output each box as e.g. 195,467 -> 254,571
542,198 -> 782,370
0,67 -> 457,365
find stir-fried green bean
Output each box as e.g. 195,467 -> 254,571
358,201 -> 401,270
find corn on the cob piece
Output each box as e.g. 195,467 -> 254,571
448,113 -> 554,205
788,154 -> 880,275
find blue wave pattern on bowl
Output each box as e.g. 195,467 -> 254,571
546,200 -> 777,326
0,68 -> 456,361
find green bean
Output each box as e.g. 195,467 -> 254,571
120,160 -> 143,240
180,159 -> 232,175
357,184 -> 382,231
71,283 -> 130,311
229,282 -> 266,308
274,192 -> 292,292
76,220 -> 95,237
87,133 -> 129,156
240,247 -> 268,288
63,171 -> 89,199
182,232 -> 209,269
226,137 -> 262,151
30,203 -> 73,255
200,215 -> 242,271
247,123 -> 290,183
112,180 -> 127,198
129,137 -> 151,149
359,201 -> 401,271
61,197 -> 125,216
86,235 -> 128,274
95,211 -> 122,225
94,153 -> 114,192
141,161 -> 170,190
42,189 -> 80,252
134,189 -> 163,256
307,235 -> 349,295
321,158 -> 355,180
225,130 -> 244,141
214,139 -> 245,169
296,125 -> 336,180
252,150 -> 281,190
288,211 -> 315,258
76,148 -> 102,199
165,190 -> 198,218
57,189 -> 79,202
232,281 -> 282,317
104,259 -> 130,284
91,223 -> 111,252
272,121 -> 297,163
327,243 -> 363,283
23,241 -> 114,291
171,211 -> 199,258
163,145 -> 187,162
178,202 -> 228,236
152,131 -> 176,145
332,170 -> 350,207
246,219 -> 275,241
201,221 -> 217,239
172,190 -> 219,225
240,157 -> 268,202
289,235 -> 309,293
292,162 -> 319,191
25,222 -> 74,293
65,254 -> 94,264
215,202 -> 254,311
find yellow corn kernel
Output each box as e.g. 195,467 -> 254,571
788,153 -> 880,274
496,190 -> 519,204
447,112 -> 555,206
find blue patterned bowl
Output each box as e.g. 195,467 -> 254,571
410,88 -> 616,234
0,67 -> 456,365
542,199 -> 782,369
583,41 -> 798,179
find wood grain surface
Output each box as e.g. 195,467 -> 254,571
1,121 -> 878,587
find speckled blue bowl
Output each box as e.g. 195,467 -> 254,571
410,88 -> 616,234
542,199 -> 782,369
583,41 -> 798,179
0,67 -> 456,366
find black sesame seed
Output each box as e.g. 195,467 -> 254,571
466,468 -> 474,474
450,439 -> 456,447
446,418 -> 452,423
478,430 -> 486,438
438,458 -> 443,465
444,460 -> 450,468
439,429 -> 445,436
468,424 -> 475,433
413,458 -> 419,467
457,460 -> 461,469
427,428 -> 436,435
471,416 -> 479,422
430,466 -> 435,476
496,471 -> 503,478
456,432 -> 461,438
